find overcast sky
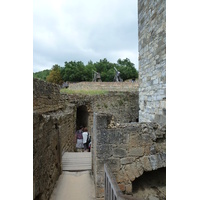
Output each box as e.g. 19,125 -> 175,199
33,0 -> 138,72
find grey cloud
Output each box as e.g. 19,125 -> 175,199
33,0 -> 138,72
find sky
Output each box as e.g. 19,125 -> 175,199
33,0 -> 138,72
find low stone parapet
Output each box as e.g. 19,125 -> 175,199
68,81 -> 139,91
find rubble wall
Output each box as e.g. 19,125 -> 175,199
33,78 -> 65,113
63,91 -> 139,134
92,113 -> 166,199
33,79 -> 76,200
68,81 -> 138,91
33,79 -> 139,200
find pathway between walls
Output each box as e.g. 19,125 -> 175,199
50,152 -> 96,200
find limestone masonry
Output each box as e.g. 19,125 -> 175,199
138,0 -> 166,125
33,78 -> 139,200
33,79 -> 76,200
68,81 -> 139,91
92,113 -> 166,199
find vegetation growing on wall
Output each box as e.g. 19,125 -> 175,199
60,88 -> 108,96
33,58 -> 138,84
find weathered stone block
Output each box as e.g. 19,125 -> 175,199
113,148 -> 127,158
125,163 -> 139,181
105,158 -> 120,172
140,156 -> 152,171
118,183 -> 125,192
96,186 -> 104,198
141,133 -> 153,144
116,170 -> 130,183
129,135 -> 142,147
125,184 -> 132,194
96,173 -> 104,186
136,161 -> 144,176
96,160 -> 104,172
96,145 -> 113,159
121,157 -> 136,165
129,147 -> 144,157
149,153 -> 165,170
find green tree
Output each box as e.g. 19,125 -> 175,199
85,60 -> 96,81
33,69 -> 50,80
94,58 -> 114,81
61,61 -> 85,82
46,64 -> 63,85
34,58 -> 138,83
116,58 -> 138,80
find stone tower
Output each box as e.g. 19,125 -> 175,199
138,0 -> 166,125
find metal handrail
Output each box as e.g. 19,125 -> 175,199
104,164 -> 135,200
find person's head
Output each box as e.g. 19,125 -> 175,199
83,127 -> 88,132
79,125 -> 83,130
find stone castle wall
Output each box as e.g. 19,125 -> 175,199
65,90 -> 139,127
67,81 -> 138,91
92,113 -> 166,199
33,78 -> 65,113
33,79 -> 76,200
33,79 -> 139,200
138,0 -> 166,125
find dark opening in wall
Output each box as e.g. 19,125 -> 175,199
34,193 -> 44,200
76,105 -> 88,129
131,167 -> 166,199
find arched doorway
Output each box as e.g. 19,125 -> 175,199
131,167 -> 166,199
76,105 -> 89,129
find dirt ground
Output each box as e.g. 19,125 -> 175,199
50,171 -> 96,200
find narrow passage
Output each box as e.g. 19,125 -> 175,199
50,152 -> 95,200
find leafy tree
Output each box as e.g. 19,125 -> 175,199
116,58 -> 138,80
46,64 -> 63,85
33,69 -> 50,80
94,58 -> 115,81
61,61 -> 85,82
85,60 -> 96,81
34,58 -> 138,83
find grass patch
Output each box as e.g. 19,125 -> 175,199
60,88 -> 108,96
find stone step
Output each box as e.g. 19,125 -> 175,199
62,152 -> 91,171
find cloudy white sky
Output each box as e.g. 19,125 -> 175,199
33,0 -> 138,72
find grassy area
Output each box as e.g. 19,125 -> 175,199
60,88 -> 109,96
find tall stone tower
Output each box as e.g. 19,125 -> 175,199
138,0 -> 166,125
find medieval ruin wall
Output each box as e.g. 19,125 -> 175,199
33,79 -> 65,113
138,0 -> 166,125
64,90 -> 139,133
92,113 -> 166,199
67,81 -> 138,91
33,78 -> 139,200
33,79 -> 76,200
